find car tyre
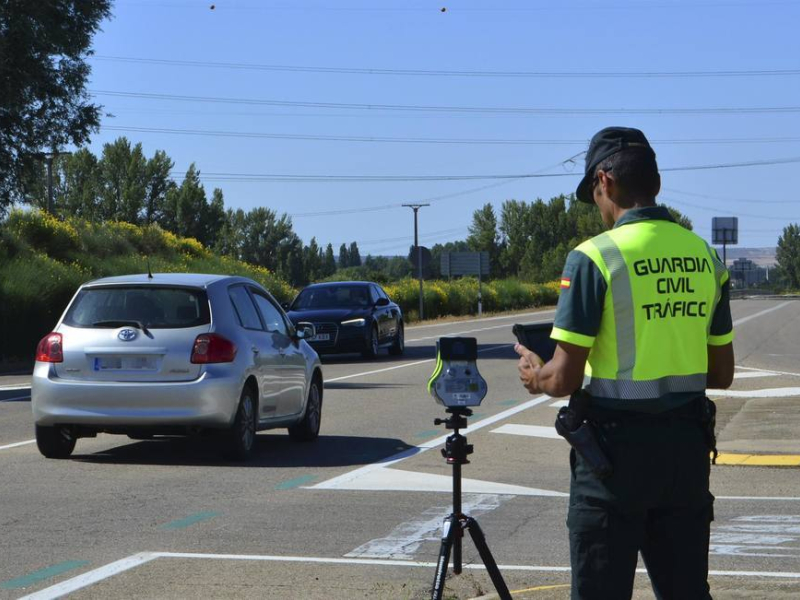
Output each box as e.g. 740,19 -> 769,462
221,387 -> 257,461
362,324 -> 380,358
289,378 -> 322,442
388,323 -> 405,356
36,425 -> 76,459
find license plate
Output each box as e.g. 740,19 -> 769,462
312,333 -> 331,342
94,356 -> 157,371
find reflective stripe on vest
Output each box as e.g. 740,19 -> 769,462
587,373 -> 707,400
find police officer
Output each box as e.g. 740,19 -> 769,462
516,127 -> 735,600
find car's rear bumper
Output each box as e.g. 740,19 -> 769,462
31,363 -> 242,428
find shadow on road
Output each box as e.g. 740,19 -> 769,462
70,434 -> 415,468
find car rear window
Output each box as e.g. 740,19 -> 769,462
63,286 -> 210,329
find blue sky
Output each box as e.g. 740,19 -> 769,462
85,0 -> 800,255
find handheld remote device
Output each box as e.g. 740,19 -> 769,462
427,337 -> 487,407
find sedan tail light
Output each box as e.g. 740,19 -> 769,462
191,334 -> 237,364
36,332 -> 64,363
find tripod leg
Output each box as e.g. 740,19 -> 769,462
464,517 -> 512,600
453,515 -> 463,574
431,514 -> 458,600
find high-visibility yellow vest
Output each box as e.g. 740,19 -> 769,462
563,219 -> 730,400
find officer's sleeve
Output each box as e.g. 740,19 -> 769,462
708,278 -> 734,346
550,250 -> 606,349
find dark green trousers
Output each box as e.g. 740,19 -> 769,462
567,404 -> 714,600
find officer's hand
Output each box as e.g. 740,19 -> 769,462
515,343 -> 544,394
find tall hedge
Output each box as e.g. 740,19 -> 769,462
0,210 -> 293,363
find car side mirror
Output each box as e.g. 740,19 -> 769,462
295,322 -> 316,340
375,297 -> 390,307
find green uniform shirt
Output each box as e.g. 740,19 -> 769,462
552,206 -> 734,412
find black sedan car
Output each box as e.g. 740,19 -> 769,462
285,281 -> 404,358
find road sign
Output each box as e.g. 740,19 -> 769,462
441,252 -> 490,277
408,246 -> 432,270
712,217 -> 738,245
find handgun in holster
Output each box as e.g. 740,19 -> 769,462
554,390 -> 614,480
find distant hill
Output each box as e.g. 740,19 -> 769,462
712,246 -> 776,267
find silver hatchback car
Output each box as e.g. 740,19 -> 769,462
31,273 -> 323,461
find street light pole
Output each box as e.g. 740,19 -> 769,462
35,151 -> 71,214
402,203 -> 430,320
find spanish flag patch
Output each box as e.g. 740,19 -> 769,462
560,278 -> 571,289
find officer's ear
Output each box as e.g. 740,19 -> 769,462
597,169 -> 615,197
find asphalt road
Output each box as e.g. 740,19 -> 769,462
2,299 -> 800,599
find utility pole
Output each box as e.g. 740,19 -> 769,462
402,203 -> 430,320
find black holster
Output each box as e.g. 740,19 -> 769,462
699,396 -> 718,464
554,391 -> 613,480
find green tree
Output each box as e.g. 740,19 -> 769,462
467,203 -> 501,274
59,149 -> 100,220
349,241 -> 362,267
304,237 -> 322,283
776,224 -> 800,289
239,207 -> 297,274
322,243 -> 337,277
0,0 -> 112,214
162,164 -> 207,241
338,243 -> 350,268
204,188 -> 227,248
143,150 -> 175,225
98,138 -> 147,223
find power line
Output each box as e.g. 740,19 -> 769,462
661,196 -> 800,221
165,156 -> 800,185
103,125 -> 800,146
91,90 -> 800,116
92,55 -> 800,79
664,187 -> 800,204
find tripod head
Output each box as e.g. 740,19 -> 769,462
435,407 -> 474,465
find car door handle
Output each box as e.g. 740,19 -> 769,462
251,346 -> 260,354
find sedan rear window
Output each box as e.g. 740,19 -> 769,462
63,287 -> 210,329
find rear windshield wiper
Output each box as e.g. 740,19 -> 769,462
92,320 -> 151,337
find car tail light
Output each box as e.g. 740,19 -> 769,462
191,334 -> 237,364
36,332 -> 64,363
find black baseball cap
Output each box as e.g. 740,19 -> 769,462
576,127 -> 656,204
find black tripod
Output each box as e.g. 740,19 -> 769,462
430,407 -> 511,600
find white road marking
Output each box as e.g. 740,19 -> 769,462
735,365 -> 800,378
733,371 -> 778,379
346,494 -> 506,559
717,496 -> 800,501
0,439 -> 36,451
310,394 -> 554,491
733,302 -> 792,327
17,552 -> 158,600
407,317 -> 553,343
325,343 -> 512,383
491,424 -> 562,440
0,385 -> 31,391
712,515 -> 800,559
708,387 -> 800,398
325,359 -> 433,383
318,466 -> 566,497
406,309 -> 556,331
20,550 -> 800,599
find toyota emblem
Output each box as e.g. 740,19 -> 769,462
118,328 -> 137,342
